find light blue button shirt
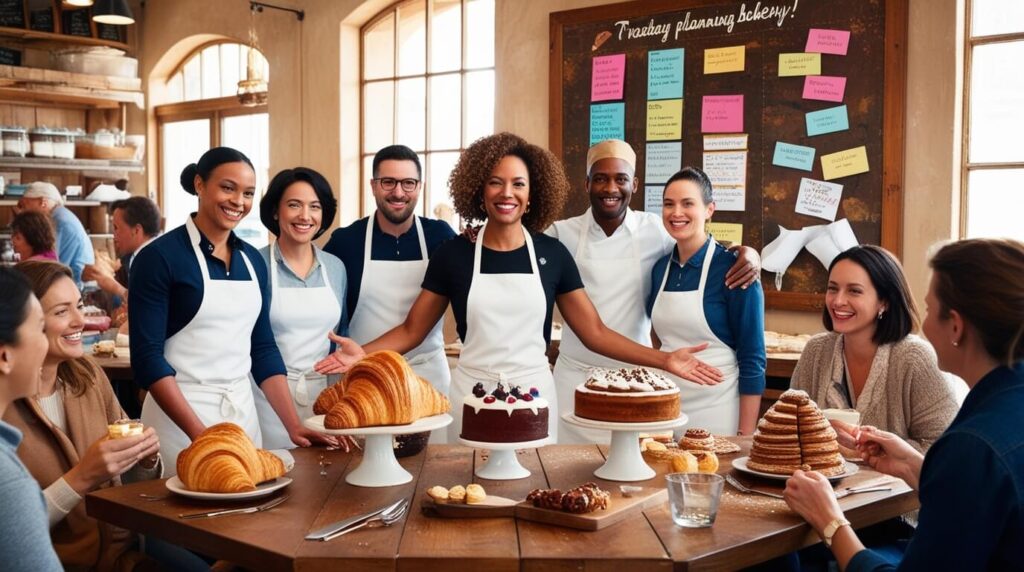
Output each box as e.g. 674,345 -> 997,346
259,244 -> 348,335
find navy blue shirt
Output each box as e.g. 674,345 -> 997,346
128,219 -> 286,389
322,216 -> 456,319
848,362 -> 1024,571
646,237 -> 766,395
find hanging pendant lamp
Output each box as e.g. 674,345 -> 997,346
237,5 -> 268,107
92,0 -> 134,25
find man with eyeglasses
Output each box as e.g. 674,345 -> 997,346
323,145 -> 456,428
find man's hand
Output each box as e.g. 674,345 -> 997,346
725,245 -> 761,290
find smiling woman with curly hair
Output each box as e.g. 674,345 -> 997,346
316,133 -> 725,443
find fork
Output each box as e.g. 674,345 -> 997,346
725,474 -> 785,499
321,498 -> 410,541
179,495 -> 289,519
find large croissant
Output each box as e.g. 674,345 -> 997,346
314,350 -> 450,429
176,423 -> 286,493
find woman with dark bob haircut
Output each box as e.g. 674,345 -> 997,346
790,245 -> 958,453
317,133 -> 723,442
785,238 -> 1024,570
252,167 -> 349,449
11,210 -> 58,261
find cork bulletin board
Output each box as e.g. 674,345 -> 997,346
550,0 -> 908,311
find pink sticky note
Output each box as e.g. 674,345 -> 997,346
701,95 -> 744,133
806,28 -> 851,56
802,76 -> 847,102
591,54 -> 626,102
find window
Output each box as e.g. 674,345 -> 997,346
157,43 -> 271,247
361,0 -> 495,220
962,1 -> 1024,240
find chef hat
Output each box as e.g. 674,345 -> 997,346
586,139 -> 637,173
24,181 -> 63,204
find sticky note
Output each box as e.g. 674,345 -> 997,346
590,103 -> 625,145
703,151 -> 747,187
779,53 -> 821,77
806,28 -> 851,56
591,54 -> 626,102
806,105 -> 849,137
712,187 -> 746,211
796,177 -> 844,221
704,134 -> 748,151
701,95 -> 743,133
708,222 -> 743,245
821,146 -> 869,180
803,76 -> 847,102
773,142 -> 816,171
648,48 -> 684,100
646,99 -> 683,141
645,142 -> 682,184
704,45 -> 745,74
644,185 -> 664,214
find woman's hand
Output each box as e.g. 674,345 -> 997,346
664,343 -> 723,385
829,419 -> 860,449
314,333 -> 367,374
855,426 -> 925,489
783,469 -> 844,535
288,425 -> 338,448
724,245 -> 761,290
64,429 -> 160,495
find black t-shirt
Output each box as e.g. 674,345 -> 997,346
421,233 -> 584,344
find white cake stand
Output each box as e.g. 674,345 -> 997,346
304,413 -> 452,487
561,413 -> 689,482
458,436 -> 551,480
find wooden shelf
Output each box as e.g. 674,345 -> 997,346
0,156 -> 142,173
0,26 -> 129,52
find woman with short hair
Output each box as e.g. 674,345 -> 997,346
11,210 -> 58,262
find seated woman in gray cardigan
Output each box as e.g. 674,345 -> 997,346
790,245 -> 958,453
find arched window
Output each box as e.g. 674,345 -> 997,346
156,42 -> 270,246
361,0 -> 495,220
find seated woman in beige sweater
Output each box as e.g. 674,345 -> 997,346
790,245 -> 958,453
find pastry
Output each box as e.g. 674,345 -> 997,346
746,389 -> 846,477
691,450 -> 719,474
574,367 -> 680,422
466,484 -> 486,504
107,419 -> 143,439
176,423 -> 286,493
426,486 -> 449,501
526,483 -> 610,514
679,428 -> 715,451
461,382 -> 549,443
448,485 -> 466,503
670,450 -> 700,473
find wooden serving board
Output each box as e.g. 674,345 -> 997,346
422,485 -> 667,531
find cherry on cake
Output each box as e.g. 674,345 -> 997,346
460,382 -> 549,443
574,367 -> 680,423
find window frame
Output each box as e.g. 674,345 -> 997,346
960,0 -> 1024,238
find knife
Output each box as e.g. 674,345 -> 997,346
305,498 -> 406,540
179,495 -> 288,520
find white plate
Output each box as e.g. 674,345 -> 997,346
458,436 -> 551,450
731,456 -> 859,482
561,413 -> 689,432
303,413 -> 453,436
166,476 -> 293,500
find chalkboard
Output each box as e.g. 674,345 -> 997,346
28,3 -> 55,33
96,22 -> 124,43
551,0 -> 907,312
60,7 -> 93,38
0,0 -> 26,29
0,46 -> 20,65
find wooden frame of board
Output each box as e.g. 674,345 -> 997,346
550,0 -> 908,312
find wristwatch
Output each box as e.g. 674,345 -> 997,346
822,518 -> 851,547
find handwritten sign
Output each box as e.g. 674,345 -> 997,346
773,142 -> 816,171
806,28 -> 851,56
704,45 -> 745,74
779,53 -> 821,77
712,187 -> 746,211
803,76 -> 847,102
644,185 -> 664,214
591,54 -> 626,102
701,95 -> 743,133
806,105 -> 849,137
821,146 -> 870,180
708,222 -> 744,245
704,151 -> 747,211
645,142 -> 682,184
646,99 -> 683,141
0,0 -> 25,28
648,48 -> 684,100
704,134 -> 748,151
796,178 -> 844,221
590,103 -> 625,145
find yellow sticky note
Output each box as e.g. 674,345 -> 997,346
708,222 -> 743,245
646,99 -> 683,141
821,146 -> 870,180
704,45 -> 745,74
778,53 -> 822,77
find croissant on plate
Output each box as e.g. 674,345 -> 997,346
176,423 -> 286,493
314,350 -> 450,429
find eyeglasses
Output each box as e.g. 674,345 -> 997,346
374,177 -> 420,192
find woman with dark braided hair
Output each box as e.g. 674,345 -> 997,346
317,133 -> 723,442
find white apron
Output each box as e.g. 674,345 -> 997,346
141,217 -> 264,476
252,244 -> 342,449
650,243 -> 740,435
348,216 -> 450,391
554,214 -> 650,443
450,223 -> 556,442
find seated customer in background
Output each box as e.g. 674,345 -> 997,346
790,245 -> 958,453
15,182 -> 94,285
11,211 -> 58,262
784,237 -> 1024,571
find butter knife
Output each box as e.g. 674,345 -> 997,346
305,498 -> 405,540
179,495 -> 288,520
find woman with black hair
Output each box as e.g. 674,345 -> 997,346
252,167 -> 348,449
130,147 -> 326,473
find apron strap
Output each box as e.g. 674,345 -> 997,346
474,223 -> 540,277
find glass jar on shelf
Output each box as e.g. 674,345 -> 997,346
29,128 -> 54,158
52,129 -> 76,160
2,127 -> 29,157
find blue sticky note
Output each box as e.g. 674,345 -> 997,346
648,48 -> 684,100
590,103 -> 625,145
806,105 -> 849,137
773,141 -> 816,171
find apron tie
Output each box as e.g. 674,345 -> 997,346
287,369 -> 326,407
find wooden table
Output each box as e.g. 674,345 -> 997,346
87,440 -> 916,571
